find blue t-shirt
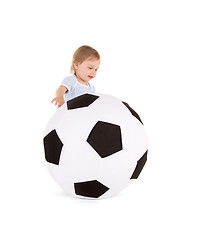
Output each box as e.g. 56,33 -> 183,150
61,74 -> 95,102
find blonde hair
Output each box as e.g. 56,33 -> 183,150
70,45 -> 100,73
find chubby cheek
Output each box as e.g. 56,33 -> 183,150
84,68 -> 90,75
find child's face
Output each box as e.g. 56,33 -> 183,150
74,58 -> 100,84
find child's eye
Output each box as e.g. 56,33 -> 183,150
89,67 -> 92,69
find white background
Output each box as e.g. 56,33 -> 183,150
0,0 -> 208,239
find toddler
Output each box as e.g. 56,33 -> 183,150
52,45 -> 100,108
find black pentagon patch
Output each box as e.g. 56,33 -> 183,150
74,180 -> 109,198
87,121 -> 122,158
67,93 -> 99,110
43,130 -> 63,165
122,102 -> 143,124
130,150 -> 148,179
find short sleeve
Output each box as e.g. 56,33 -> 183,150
92,85 -> 96,93
61,75 -> 77,93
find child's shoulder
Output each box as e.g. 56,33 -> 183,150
61,74 -> 78,92
62,74 -> 77,85
63,74 -> 77,82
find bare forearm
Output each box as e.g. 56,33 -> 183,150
56,86 -> 67,97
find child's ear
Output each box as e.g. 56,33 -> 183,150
74,62 -> 79,70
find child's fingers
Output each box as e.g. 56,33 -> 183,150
58,101 -> 63,108
51,98 -> 56,104
51,98 -> 64,107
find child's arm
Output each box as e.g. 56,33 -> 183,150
51,86 -> 67,108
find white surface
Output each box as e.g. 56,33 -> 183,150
0,0 -> 208,239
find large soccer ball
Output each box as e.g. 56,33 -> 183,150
43,93 -> 148,199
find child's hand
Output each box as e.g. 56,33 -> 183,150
51,86 -> 67,108
51,97 -> 64,108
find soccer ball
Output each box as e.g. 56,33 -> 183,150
43,93 -> 148,199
